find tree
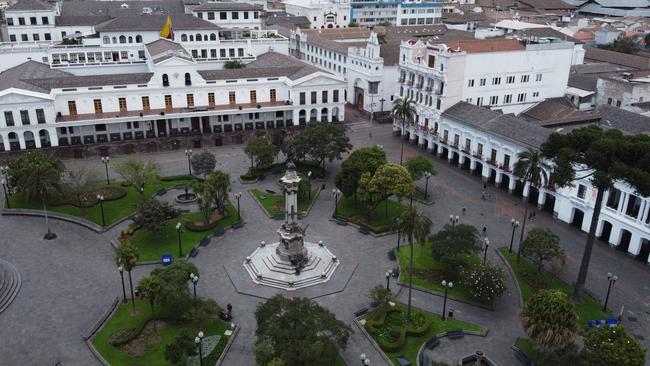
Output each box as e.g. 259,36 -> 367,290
460,262 -> 507,303
163,343 -> 182,365
513,147 -> 551,262
255,295 -> 353,366
137,275 -> 163,332
63,167 -> 99,207
520,289 -> 578,351
190,151 -> 216,178
368,285 -> 395,308
164,331 -> 197,365
357,163 -> 415,218
7,150 -> 65,200
270,130 -> 285,162
430,224 -> 482,266
601,36 -> 637,54
132,198 -> 180,233
190,170 -> 230,223
335,146 -> 387,198
405,155 -> 436,181
186,298 -> 222,324
150,261 -> 199,311
541,126 -> 650,299
392,97 -> 416,164
245,136 -> 276,172
113,157 -> 159,189
114,241 -> 140,312
224,60 -> 245,69
520,228 -> 564,272
396,207 -> 432,321
291,122 -> 352,171
583,326 -> 646,366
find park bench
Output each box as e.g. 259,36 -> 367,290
174,184 -> 186,190
447,329 -> 464,339
265,189 -> 276,194
353,307 -> 369,317
189,247 -> 199,258
335,218 -> 348,225
359,226 -> 370,235
199,237 -> 210,247
213,227 -> 225,237
514,348 -> 531,365
418,352 -> 429,366
425,336 -> 440,350
395,355 -> 411,366
232,221 -> 244,229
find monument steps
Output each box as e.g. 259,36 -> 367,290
0,259 -> 21,314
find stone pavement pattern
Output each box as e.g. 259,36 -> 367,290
0,111 -> 648,365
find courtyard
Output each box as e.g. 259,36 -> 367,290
0,112 -> 649,365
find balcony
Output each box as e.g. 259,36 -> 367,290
416,82 -> 424,89
407,79 -> 414,86
439,138 -> 448,145
500,164 -> 511,173
461,146 -> 470,154
399,76 -> 406,83
55,100 -> 291,123
486,159 -> 498,166
472,152 -> 482,159
425,86 -> 433,92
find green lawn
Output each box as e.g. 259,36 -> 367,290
250,188 -> 318,217
129,203 -> 238,262
336,196 -> 410,233
499,248 -> 611,326
364,303 -> 485,366
515,337 -> 538,358
396,242 -> 480,304
93,299 -> 230,366
7,178 -> 194,226
413,189 -> 433,204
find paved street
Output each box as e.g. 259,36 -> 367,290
0,109 -> 649,365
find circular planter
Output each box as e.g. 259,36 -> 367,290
175,193 -> 198,204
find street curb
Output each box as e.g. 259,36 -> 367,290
84,296 -> 120,366
215,325 -> 240,366
1,208 -> 104,232
353,317 -> 394,366
494,247 -> 524,309
327,217 -> 395,238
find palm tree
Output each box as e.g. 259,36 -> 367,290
115,242 -> 140,313
513,148 -> 551,262
397,207 -> 432,321
137,276 -> 163,332
520,289 -> 577,352
392,97 -> 416,165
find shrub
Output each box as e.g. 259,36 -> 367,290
460,262 -> 507,303
378,326 -> 406,352
108,327 -> 142,347
163,343 -> 182,364
185,219 -> 221,232
160,175 -> 196,182
368,285 -> 394,308
203,335 -> 229,365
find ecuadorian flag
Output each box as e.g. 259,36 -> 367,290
160,15 -> 174,40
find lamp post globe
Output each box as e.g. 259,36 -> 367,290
176,222 -> 183,257
441,280 -> 453,320
97,194 -> 106,226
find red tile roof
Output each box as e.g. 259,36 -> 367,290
447,38 -> 526,53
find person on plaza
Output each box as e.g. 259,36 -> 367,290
482,226 -> 487,237
462,206 -> 467,215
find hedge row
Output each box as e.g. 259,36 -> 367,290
364,308 -> 431,353
108,315 -> 182,347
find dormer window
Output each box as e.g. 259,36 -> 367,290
162,74 -> 169,87
184,73 -> 191,86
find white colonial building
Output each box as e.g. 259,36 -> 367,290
283,0 -> 352,29
399,101 -> 650,263
349,0 -> 445,27
0,40 -> 345,156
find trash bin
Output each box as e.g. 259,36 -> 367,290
448,309 -> 454,318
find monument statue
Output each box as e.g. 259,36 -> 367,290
276,162 -> 308,266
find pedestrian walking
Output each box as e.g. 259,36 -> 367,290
532,211 -> 536,222
482,226 -> 487,237
462,206 -> 467,215
481,190 -> 486,200
227,303 -> 232,314
483,183 -> 487,190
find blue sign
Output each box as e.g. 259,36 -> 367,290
161,254 -> 172,265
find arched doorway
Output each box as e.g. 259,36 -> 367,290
24,131 -> 36,149
473,161 -> 483,177
488,168 -> 497,185
542,193 -> 555,213
327,24 -> 333,29
299,110 -> 306,124
320,108 -> 328,122
309,109 -> 317,123
331,107 -> 339,122
637,238 -> 650,262
599,220 -> 613,243
39,129 -> 51,147
451,151 -> 460,165
356,91 -> 364,110
527,186 -> 540,205
500,174 -> 510,192
617,229 -> 632,253
8,132 -> 19,150
571,208 -> 584,228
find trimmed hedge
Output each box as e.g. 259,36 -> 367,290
203,334 -> 229,365
50,187 -> 128,208
364,308 -> 431,353
378,326 -> 406,353
107,316 -> 182,347
347,216 -> 391,234
184,213 -> 231,232
160,174 -> 197,182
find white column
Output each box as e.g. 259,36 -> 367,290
628,233 -> 642,256
495,171 -> 503,188
470,159 -> 477,171
327,109 -> 332,122
0,133 -> 7,151
508,176 -> 517,193
481,163 -> 490,182
458,155 -> 464,168
522,182 -> 531,199
34,132 -> 42,148
49,128 -> 59,147
292,109 -> 299,125
621,193 -> 630,215
537,188 -> 547,209
617,192 -> 626,213
447,148 -> 453,161
17,133 -> 26,150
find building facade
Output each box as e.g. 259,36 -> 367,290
349,0 -> 445,27
283,0 -> 352,29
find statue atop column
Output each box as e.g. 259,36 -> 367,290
276,162 -> 308,265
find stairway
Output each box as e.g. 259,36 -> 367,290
0,259 -> 21,314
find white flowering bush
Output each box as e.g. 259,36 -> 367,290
460,262 -> 507,304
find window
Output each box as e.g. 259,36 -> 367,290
220,12 -> 227,20
208,12 -> 215,20
95,124 -> 107,132
4,111 -> 14,126
238,48 -> 244,57
477,143 -> 483,157
36,109 -> 45,124
436,99 -> 441,110
517,93 -> 526,102
300,92 -> 306,105
136,35 -> 142,43
322,91 -> 328,103
197,12 -> 203,19
333,90 -> 339,103
162,74 -> 169,87
479,78 -> 486,86
20,110 -> 30,125
607,98 -> 612,105
7,18 -> 13,26
93,99 -> 103,113
229,91 -> 236,104
536,73 -> 542,82
232,11 -> 239,20
504,94 -> 512,103
208,93 -> 215,107
30,17 -> 37,25
616,100 -> 621,107
503,154 -> 510,169
244,11 -> 249,19
250,90 -> 257,103
476,97 -> 483,106
186,94 -> 194,107
184,73 -> 191,86
254,11 -> 259,19
181,34 -> 188,42
142,96 -> 150,110
9,35 -> 16,42
68,101 -> 77,115
119,35 -> 126,44
577,184 -> 587,199
270,89 -> 276,102
521,75 -> 530,83
489,95 -> 498,105
164,95 -> 173,109
21,34 -> 28,42
467,79 -> 475,87
606,189 -> 621,209
506,76 -> 515,84
311,91 -> 317,104
492,77 -> 501,85
626,194 -> 642,218
32,34 -> 39,41
119,97 -> 127,111
18,17 -> 25,25
532,92 -> 539,98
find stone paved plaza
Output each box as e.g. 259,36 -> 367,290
1,109 -> 649,365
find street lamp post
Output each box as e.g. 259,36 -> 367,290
449,214 -> 459,227
97,194 -> 106,227
360,353 -> 370,366
118,265 -> 127,304
483,238 -> 490,264
509,219 -> 520,253
139,185 -> 144,199
176,222 -> 183,257
603,272 -> 618,311
234,192 -> 242,222
385,270 -> 392,290
101,156 -> 110,185
441,280 -> 453,320
195,331 -> 204,366
185,149 -> 193,175
307,171 -> 312,200
190,273 -> 199,302
332,188 -> 341,217
395,217 -> 401,250
1,179 -> 10,209
424,171 -> 432,200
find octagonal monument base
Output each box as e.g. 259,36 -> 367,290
243,241 -> 339,290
